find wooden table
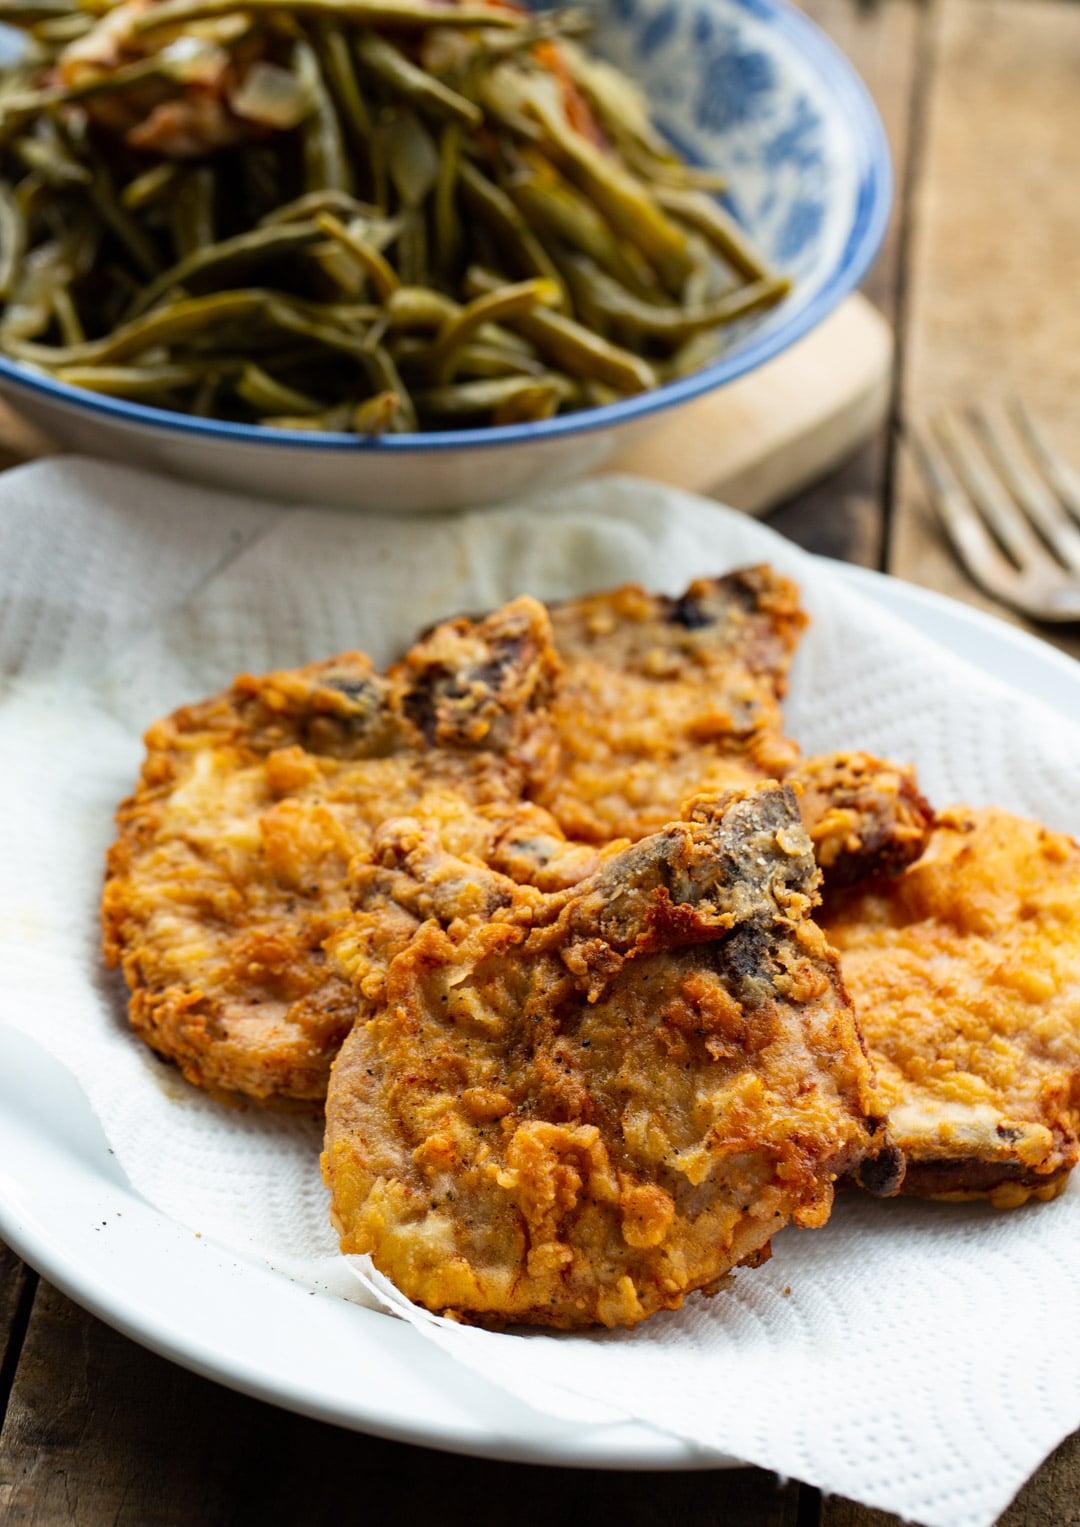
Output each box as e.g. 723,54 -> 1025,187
3,1 -> 1080,1520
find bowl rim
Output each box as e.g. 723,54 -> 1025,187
0,0 -> 892,456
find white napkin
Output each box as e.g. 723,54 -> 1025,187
1,456 -> 1078,1527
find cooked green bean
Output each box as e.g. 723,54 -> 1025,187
122,162 -> 181,211
360,341 -> 416,429
355,32 -> 481,128
681,230 -> 714,310
315,211 -> 398,299
665,328 -> 724,382
353,388 -> 400,434
458,159 -> 566,300
171,167 -> 215,259
0,0 -> 789,433
31,11 -> 94,42
315,22 -> 372,149
132,0 -> 524,37
0,179 -> 26,299
1,239 -> 72,339
425,276 -> 560,384
465,266 -> 656,394
51,284 -> 84,345
415,373 -> 572,420
0,0 -> 78,18
130,221 -> 322,319
86,163 -> 161,279
9,289 -> 272,365
55,361 -> 214,396
262,297 -> 374,361
432,120 -> 463,279
259,189 -> 378,227
261,402 -> 353,430
13,132 -> 91,187
394,336 -> 545,380
562,255 -> 790,341
466,9 -> 592,57
235,362 -> 323,414
385,285 -> 458,330
506,156 -> 656,295
654,185 -> 773,284
491,381 -> 563,425
3,53 -> 198,117
503,66 -> 694,294
295,38 -> 352,194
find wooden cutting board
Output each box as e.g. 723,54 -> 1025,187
605,292 -> 893,515
0,292 -> 891,516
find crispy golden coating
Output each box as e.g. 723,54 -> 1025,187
796,751 -> 933,889
538,569 -> 807,842
323,783 -> 888,1329
103,570 -> 935,1112
822,808 -> 1080,1207
102,597 -> 562,1106
538,573 -> 931,886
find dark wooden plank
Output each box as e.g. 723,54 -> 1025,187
819,1500 -> 905,1527
767,0 -> 923,567
821,1427 -> 1080,1527
889,0 -> 1080,659
0,1245 -> 33,1354
996,1430 -> 1080,1527
0,1280 -> 803,1527
800,0 -> 921,326
0,1245 -> 36,1438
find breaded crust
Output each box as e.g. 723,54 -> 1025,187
102,571 -> 935,1111
323,784 -> 888,1328
539,575 -> 932,886
822,807 -> 1080,1206
795,751 -> 933,889
102,598 -> 561,1106
538,568 -> 808,842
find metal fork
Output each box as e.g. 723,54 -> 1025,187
909,401 -> 1080,622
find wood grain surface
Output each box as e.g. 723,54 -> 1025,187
0,1284 -> 801,1527
2,2 -> 1080,1524
769,0 -> 921,569
890,0 -> 1080,660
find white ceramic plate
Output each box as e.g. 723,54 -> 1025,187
1,568 -> 1077,1470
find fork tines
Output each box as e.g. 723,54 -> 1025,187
910,401 -> 1080,622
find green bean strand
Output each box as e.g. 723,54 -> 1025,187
424,275 -> 560,384
0,179 -> 27,299
354,31 -> 482,128
465,266 -> 656,394
129,221 -> 324,320
131,0 -> 524,38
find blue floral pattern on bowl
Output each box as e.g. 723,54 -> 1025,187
578,0 -> 875,335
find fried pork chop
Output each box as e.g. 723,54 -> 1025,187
538,569 -> 933,886
323,783 -> 893,1329
102,597 -> 562,1106
538,568 -> 807,843
822,807 -> 1080,1207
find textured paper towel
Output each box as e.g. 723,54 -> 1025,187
1,457 -> 1078,1527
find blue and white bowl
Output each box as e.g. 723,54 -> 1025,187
0,0 -> 891,511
